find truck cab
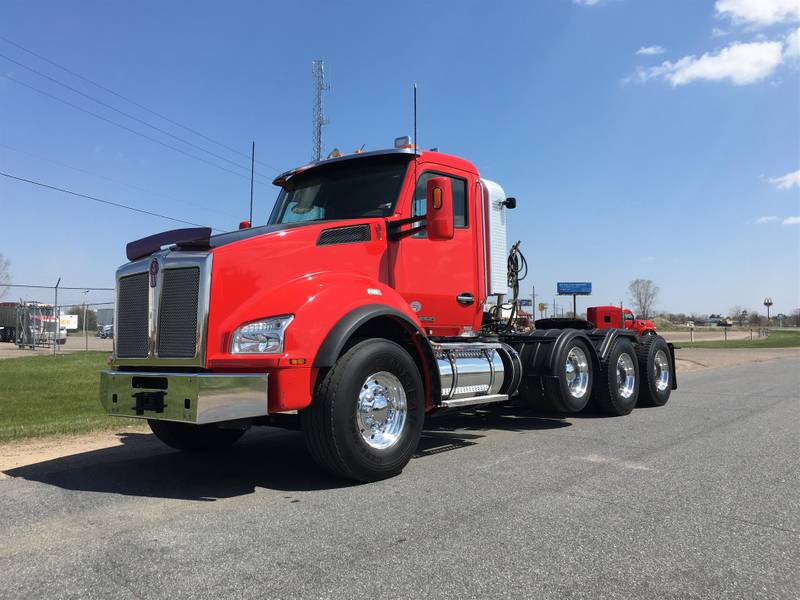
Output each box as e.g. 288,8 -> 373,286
101,142 -> 675,482
587,306 -> 656,336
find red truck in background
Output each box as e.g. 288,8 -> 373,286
587,306 -> 657,336
100,140 -> 676,482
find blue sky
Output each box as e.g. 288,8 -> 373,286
1,0 -> 798,316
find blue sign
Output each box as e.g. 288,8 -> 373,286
557,282 -> 592,295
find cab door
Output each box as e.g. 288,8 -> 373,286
391,166 -> 481,336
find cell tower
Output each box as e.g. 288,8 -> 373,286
311,60 -> 329,161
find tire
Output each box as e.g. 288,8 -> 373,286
148,419 -> 246,451
593,338 -> 639,416
636,335 -> 672,407
301,338 -> 424,482
542,338 -> 594,412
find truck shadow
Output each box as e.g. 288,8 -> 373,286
4,407 -> 570,501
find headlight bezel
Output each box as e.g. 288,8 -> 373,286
229,315 -> 294,355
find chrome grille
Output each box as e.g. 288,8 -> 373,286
157,268 -> 199,358
116,273 -> 149,358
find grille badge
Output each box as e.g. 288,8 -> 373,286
149,258 -> 159,288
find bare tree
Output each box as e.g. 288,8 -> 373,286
628,279 -> 659,319
730,305 -> 748,327
0,254 -> 9,300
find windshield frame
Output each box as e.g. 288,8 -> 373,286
267,154 -> 412,226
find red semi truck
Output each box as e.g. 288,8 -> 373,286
100,142 -> 676,482
587,306 -> 657,336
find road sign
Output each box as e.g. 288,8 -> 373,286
557,282 -> 592,295
538,303 -> 545,312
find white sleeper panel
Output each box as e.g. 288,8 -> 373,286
481,179 -> 508,296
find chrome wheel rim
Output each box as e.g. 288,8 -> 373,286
653,350 -> 670,392
564,346 -> 590,399
356,371 -> 407,450
616,353 -> 636,399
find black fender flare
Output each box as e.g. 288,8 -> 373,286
312,304 -> 440,405
545,329 -> 601,379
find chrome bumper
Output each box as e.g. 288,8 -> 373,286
100,370 -> 268,424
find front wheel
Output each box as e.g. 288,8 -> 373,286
148,420 -> 247,451
301,338 -> 425,482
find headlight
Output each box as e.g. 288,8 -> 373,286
230,315 -> 294,354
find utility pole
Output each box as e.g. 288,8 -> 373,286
311,60 -> 330,161
53,277 -> 60,356
83,289 -> 89,351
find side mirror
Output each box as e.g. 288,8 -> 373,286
239,220 -> 251,230
426,177 -> 454,240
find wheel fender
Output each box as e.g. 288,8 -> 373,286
545,329 -> 600,378
312,301 -> 440,409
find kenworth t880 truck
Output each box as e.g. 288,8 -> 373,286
100,141 -> 676,482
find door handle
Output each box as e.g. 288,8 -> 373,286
456,292 -> 475,306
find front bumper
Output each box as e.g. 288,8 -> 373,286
100,370 -> 268,424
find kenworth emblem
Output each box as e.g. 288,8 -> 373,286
149,258 -> 159,287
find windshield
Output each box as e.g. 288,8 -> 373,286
268,156 -> 410,225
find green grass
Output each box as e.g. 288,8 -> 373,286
678,329 -> 800,349
0,352 -> 144,444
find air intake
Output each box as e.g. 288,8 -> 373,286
317,224 -> 371,246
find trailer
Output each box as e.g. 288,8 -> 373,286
0,301 -> 66,346
100,140 -> 676,482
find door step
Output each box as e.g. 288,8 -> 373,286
439,394 -> 508,409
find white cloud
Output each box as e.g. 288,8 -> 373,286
712,27 -> 730,38
574,0 -> 602,5
755,216 -> 779,224
785,27 -> 800,59
637,46 -> 666,56
715,0 -> 800,27
632,41 -> 784,86
783,216 -> 800,225
769,169 -> 800,189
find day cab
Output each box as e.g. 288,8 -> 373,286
100,141 -> 676,482
587,306 -> 657,337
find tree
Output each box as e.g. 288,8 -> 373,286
747,311 -> 762,327
0,254 -> 9,300
628,279 -> 659,319
67,305 -> 97,332
730,305 -> 748,326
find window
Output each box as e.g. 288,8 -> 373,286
603,315 -> 611,324
412,172 -> 468,233
268,156 -> 409,225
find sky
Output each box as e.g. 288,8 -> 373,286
1,0 -> 798,316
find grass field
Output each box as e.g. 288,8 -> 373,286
0,352 -> 143,444
677,329 -> 800,349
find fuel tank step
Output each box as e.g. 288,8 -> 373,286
439,394 -> 509,409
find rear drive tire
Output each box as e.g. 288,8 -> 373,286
636,335 -> 672,407
148,420 -> 246,451
593,338 -> 639,416
301,338 -> 424,482
542,338 -> 594,412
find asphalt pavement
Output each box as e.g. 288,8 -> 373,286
1,358 -> 798,599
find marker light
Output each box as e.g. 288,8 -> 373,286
230,315 -> 294,354
394,135 -> 414,149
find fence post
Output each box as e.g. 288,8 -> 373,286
724,327 -> 727,341
690,328 -> 694,342
750,329 -> 753,341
